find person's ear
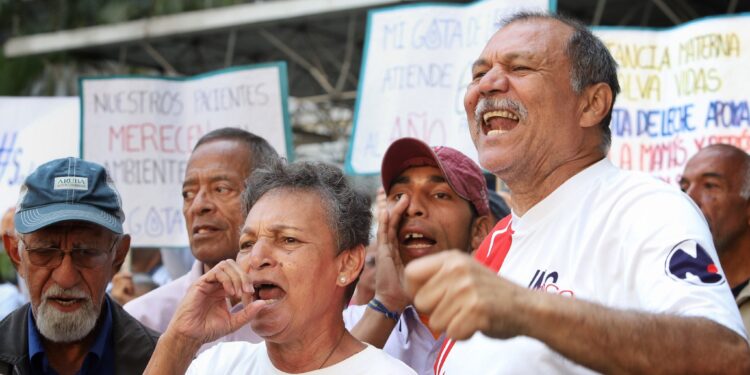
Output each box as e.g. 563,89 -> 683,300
336,244 -> 365,287
470,215 -> 493,250
578,82 -> 613,129
3,233 -> 23,276
112,234 -> 131,273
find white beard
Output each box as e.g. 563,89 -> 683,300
34,285 -> 99,343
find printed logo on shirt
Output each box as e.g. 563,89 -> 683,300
665,239 -> 725,286
528,269 -> 575,297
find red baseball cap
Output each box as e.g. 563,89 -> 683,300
381,138 -> 490,217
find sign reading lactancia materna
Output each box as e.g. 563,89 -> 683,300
595,15 -> 750,184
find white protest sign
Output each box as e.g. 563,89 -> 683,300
0,97 -> 80,212
81,63 -> 292,247
595,15 -> 750,184
346,0 -> 551,175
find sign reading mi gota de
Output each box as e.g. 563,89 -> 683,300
594,15 -> 750,184
346,0 -> 552,175
80,63 -> 293,247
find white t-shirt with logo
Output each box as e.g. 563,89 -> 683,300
436,159 -> 746,374
187,341 -> 416,374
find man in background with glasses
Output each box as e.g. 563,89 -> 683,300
0,157 -> 158,374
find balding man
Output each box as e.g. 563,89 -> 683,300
681,144 -> 750,334
124,127 -> 279,353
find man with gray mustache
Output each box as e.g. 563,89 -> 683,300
0,157 -> 158,374
404,11 -> 750,374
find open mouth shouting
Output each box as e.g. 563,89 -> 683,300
475,98 -> 527,137
483,110 -> 520,136
252,280 -> 286,305
400,230 -> 437,259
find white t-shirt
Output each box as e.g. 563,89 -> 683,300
343,305 -> 441,375
735,282 -> 750,336
436,159 -> 746,374
187,341 -> 416,374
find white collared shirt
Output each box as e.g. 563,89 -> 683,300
343,304 -> 442,375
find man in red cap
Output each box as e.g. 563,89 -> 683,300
344,137 -> 492,375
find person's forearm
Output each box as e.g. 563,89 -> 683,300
144,330 -> 202,375
514,292 -> 750,374
350,308 -> 398,348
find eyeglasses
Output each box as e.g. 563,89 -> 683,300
19,237 -> 117,269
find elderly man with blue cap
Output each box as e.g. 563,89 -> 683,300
0,157 -> 158,375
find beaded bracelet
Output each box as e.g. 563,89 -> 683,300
367,298 -> 400,321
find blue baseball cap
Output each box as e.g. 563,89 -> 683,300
14,157 -> 125,234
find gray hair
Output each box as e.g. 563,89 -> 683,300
243,161 -> 372,306
499,11 -> 621,151
243,161 -> 372,253
194,127 -> 280,176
